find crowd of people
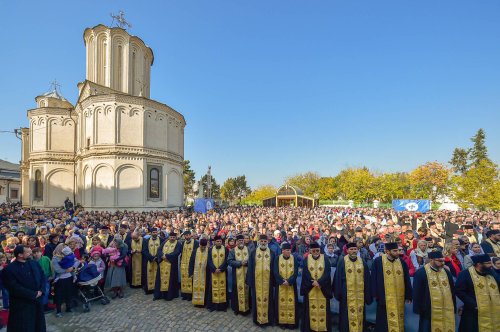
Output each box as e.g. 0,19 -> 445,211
0,202 -> 499,332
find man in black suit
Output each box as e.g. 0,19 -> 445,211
2,245 -> 46,332
442,217 -> 459,243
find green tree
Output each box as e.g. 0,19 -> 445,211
372,172 -> 411,202
199,174 -> 221,199
409,161 -> 450,200
183,160 -> 196,199
317,177 -> 337,200
221,175 -> 251,205
243,185 -> 276,205
452,159 -> 500,210
335,167 -> 375,203
285,171 -> 320,197
449,148 -> 469,175
469,128 -> 490,166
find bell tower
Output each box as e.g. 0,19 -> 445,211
83,15 -> 154,98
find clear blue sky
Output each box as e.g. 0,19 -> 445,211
1,1 -> 499,188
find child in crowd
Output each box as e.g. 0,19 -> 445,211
0,253 -> 9,311
102,246 -> 122,267
88,246 -> 106,277
32,247 -> 54,312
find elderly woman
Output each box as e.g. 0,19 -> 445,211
463,242 -> 484,269
52,243 -> 79,317
104,236 -> 129,299
410,240 -> 429,271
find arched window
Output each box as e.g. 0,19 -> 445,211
34,170 -> 43,200
149,168 -> 159,198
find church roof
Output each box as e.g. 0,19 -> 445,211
40,88 -> 68,102
0,159 -> 19,172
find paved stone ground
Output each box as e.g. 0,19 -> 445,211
45,288 -> 329,332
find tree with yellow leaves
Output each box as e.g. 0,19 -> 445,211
409,161 -> 450,200
242,185 -> 277,205
452,159 -> 500,210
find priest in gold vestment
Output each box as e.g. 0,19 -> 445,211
300,242 -> 332,332
129,231 -> 144,288
333,242 -> 372,332
456,253 -> 500,332
247,234 -> 276,327
228,234 -> 250,315
370,242 -> 412,332
142,228 -> 161,295
412,250 -> 456,332
207,235 -> 229,311
189,238 -> 210,307
180,230 -> 198,301
154,232 -> 182,301
273,242 -> 298,329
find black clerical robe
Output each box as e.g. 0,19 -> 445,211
247,247 -> 276,327
142,236 -> 161,294
370,256 -> 412,332
333,255 -> 372,332
227,246 -> 250,315
207,245 -> 229,311
455,268 -> 500,332
2,260 -> 47,332
154,240 -> 182,301
273,254 -> 299,329
300,254 -> 333,332
412,265 -> 456,332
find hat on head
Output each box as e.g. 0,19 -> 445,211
385,242 -> 398,250
471,254 -> 491,265
169,232 -> 177,237
428,251 -> 443,259
486,229 -> 499,238
463,225 -> 473,230
182,230 -> 191,236
281,242 -> 291,250
310,242 -> 320,249
91,246 -> 103,256
200,239 -> 208,246
150,227 -> 160,232
346,242 -> 357,249
236,234 -> 244,240
259,234 -> 268,241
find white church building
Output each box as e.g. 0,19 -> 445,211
20,23 -> 186,210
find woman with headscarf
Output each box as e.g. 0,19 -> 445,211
410,240 -> 429,271
462,242 -> 484,269
104,236 -> 128,299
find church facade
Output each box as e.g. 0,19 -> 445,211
20,24 -> 186,210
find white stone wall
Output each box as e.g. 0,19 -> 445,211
84,25 -> 153,98
0,180 -> 21,204
30,163 -> 74,208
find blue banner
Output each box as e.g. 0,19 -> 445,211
392,199 -> 431,212
194,198 -> 215,213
